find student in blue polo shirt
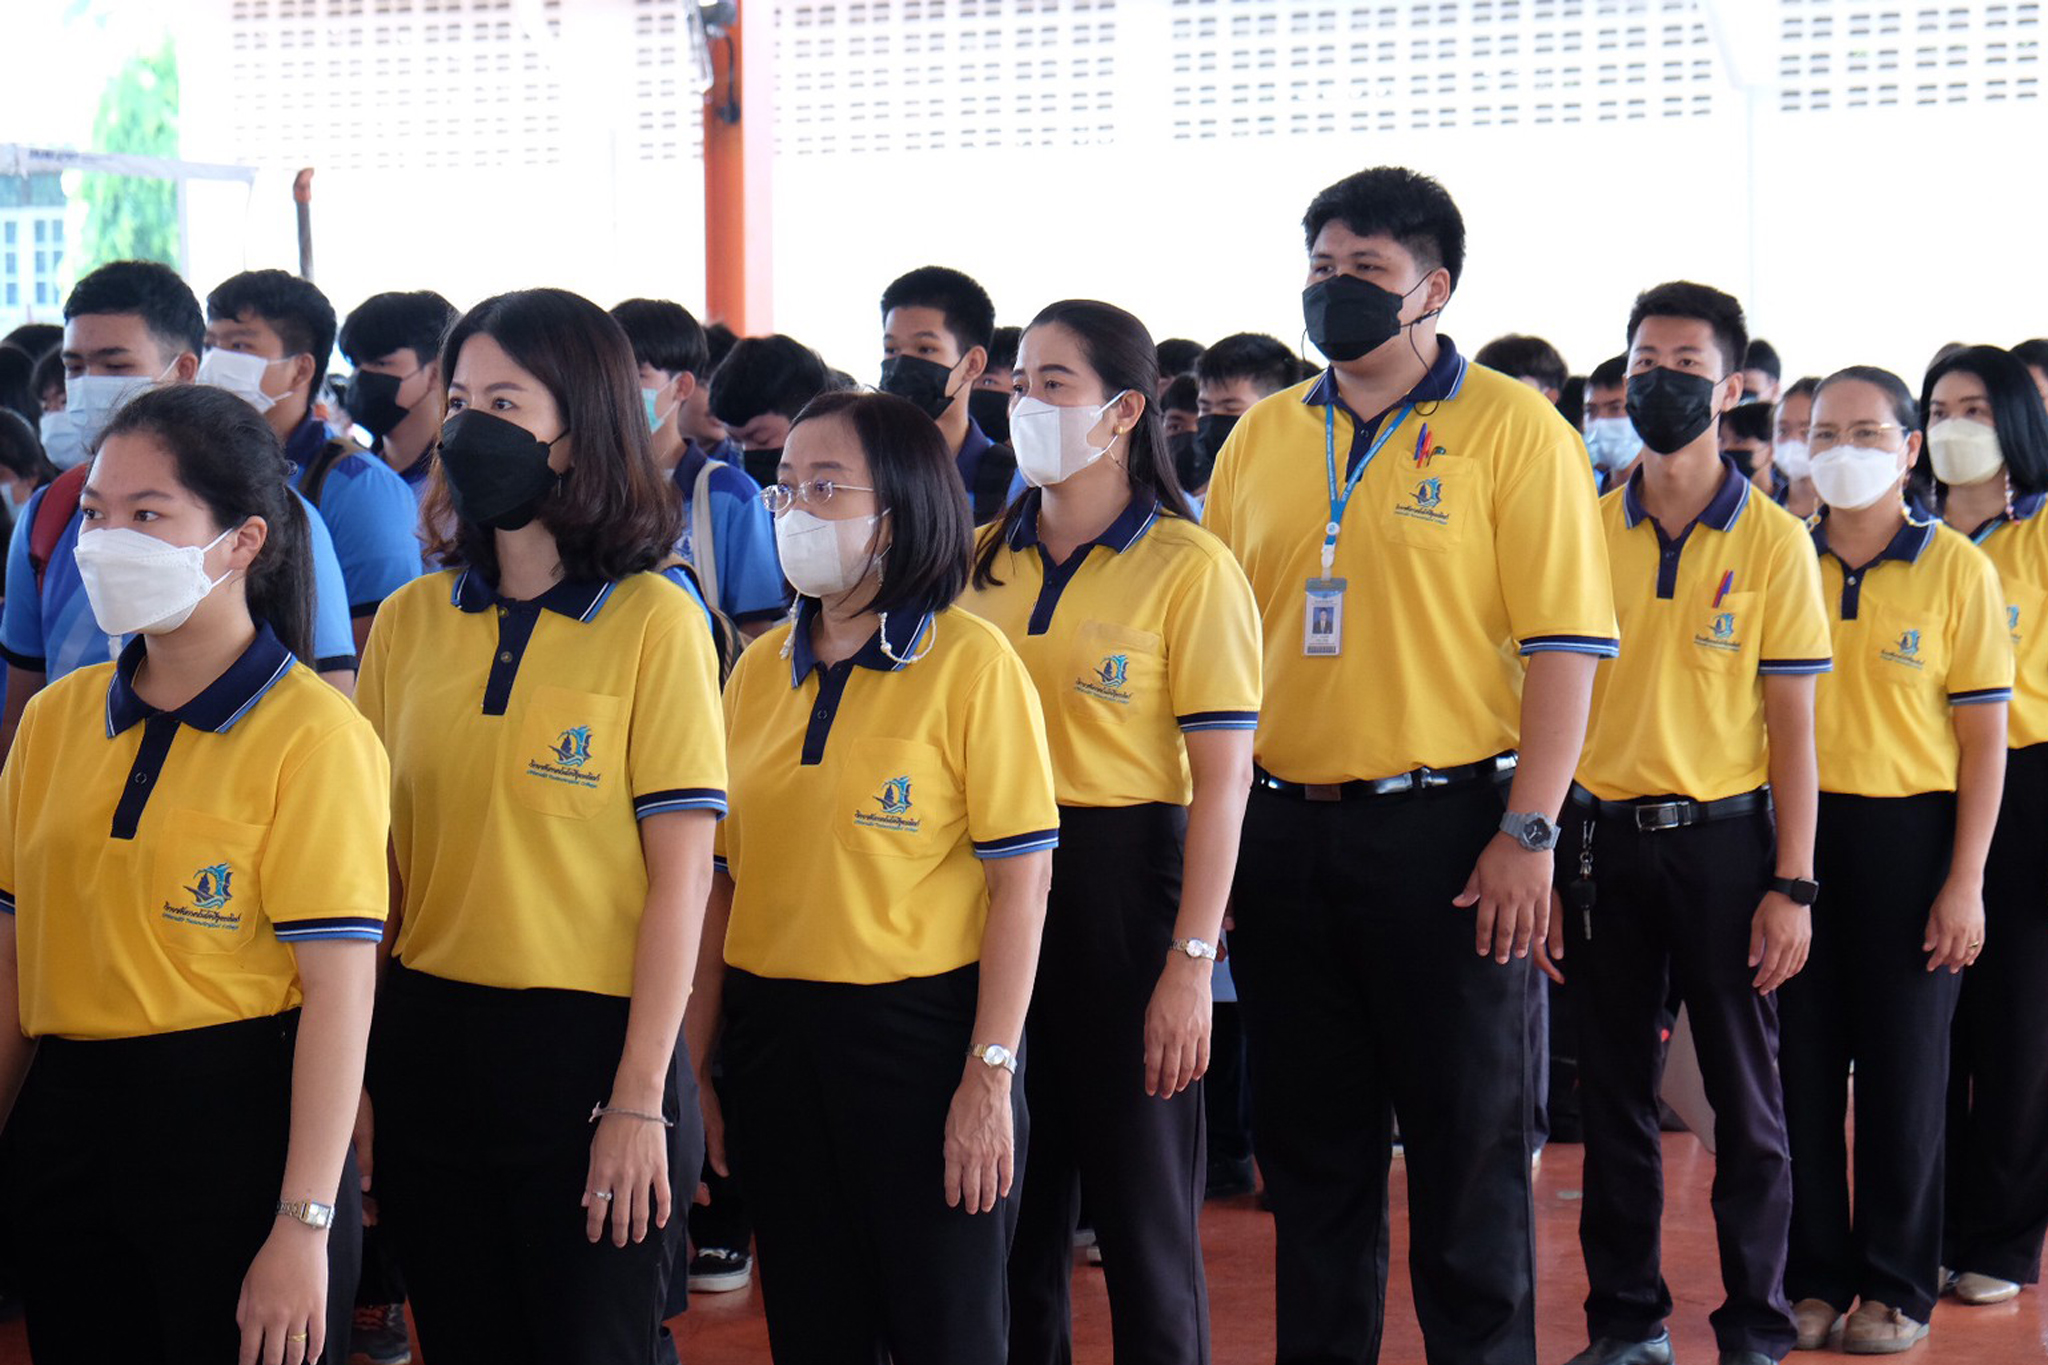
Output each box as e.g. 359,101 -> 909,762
0,262 -> 360,761
880,266 -> 1019,524
612,298 -> 786,638
204,271 -> 423,651
337,289 -> 460,517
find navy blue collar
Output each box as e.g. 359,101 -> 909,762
1970,490 -> 2048,542
1810,508 -> 1937,567
1006,494 -> 1161,555
787,598 -> 938,687
106,620 -> 297,738
958,415 -> 993,465
1622,455 -> 1753,533
283,414 -> 330,470
1302,335 -> 1468,413
451,569 -> 616,622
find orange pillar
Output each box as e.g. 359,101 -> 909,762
703,8 -> 773,335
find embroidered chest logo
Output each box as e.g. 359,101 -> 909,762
1393,474 -> 1451,526
529,725 -> 604,789
163,862 -> 244,933
1075,652 -> 1135,705
1695,610 -> 1742,654
1881,628 -> 1926,671
2010,604 -> 2023,643
855,774 -> 923,834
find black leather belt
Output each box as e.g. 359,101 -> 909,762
1253,753 -> 1517,803
1568,784 -> 1771,832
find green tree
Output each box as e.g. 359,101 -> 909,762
78,37 -> 180,270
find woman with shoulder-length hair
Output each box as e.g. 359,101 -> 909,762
967,299 -> 1260,1364
357,288 -> 724,1362
687,389 -> 1058,1363
1923,344 -> 2048,1309
0,383 -> 389,1364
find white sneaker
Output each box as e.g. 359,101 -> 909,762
1953,1271 -> 2020,1305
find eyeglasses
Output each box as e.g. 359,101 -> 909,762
1807,422 -> 1902,452
762,479 -> 876,515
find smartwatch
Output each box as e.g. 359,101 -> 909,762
1768,876 -> 1820,906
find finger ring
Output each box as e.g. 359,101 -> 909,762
1968,941 -> 1983,950
288,1333 -> 308,1343
589,1189 -> 615,1201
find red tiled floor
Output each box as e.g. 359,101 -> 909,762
5,1135 -> 2043,1361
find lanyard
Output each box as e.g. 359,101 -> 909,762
1322,400 -> 1415,575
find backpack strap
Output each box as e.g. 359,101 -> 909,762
29,464 -> 88,594
690,458 -> 723,615
299,437 -> 359,509
657,555 -> 744,686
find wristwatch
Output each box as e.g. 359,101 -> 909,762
1169,937 -> 1218,961
1769,876 -> 1820,906
1500,811 -> 1560,852
969,1042 -> 1017,1074
276,1199 -> 336,1230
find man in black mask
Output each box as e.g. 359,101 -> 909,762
878,265 -> 1017,523
969,324 -> 1021,446
338,290 -> 459,513
1188,332 -> 1300,506
1203,166 -> 1617,1365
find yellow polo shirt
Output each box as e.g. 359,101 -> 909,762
1204,343 -> 1618,784
0,626 -> 389,1041
1812,513 -> 2012,797
716,603 -> 1060,985
965,496 -> 1261,808
1577,460 -> 1833,802
1968,494 -> 2048,749
357,569 -> 727,998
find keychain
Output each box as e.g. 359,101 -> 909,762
1563,819 -> 1597,941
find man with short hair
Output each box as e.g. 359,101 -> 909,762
337,289 -> 458,508
970,324 -> 1022,444
1743,338 -> 1783,404
206,271 -> 421,652
1719,400 -> 1784,501
1155,337 -> 1206,398
879,265 -> 1016,522
1186,333 -> 1300,503
1583,355 -> 1643,495
1477,333 -> 1570,406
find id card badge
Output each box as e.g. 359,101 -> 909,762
1304,577 -> 1347,656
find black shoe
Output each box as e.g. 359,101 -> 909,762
1563,1334 -> 1674,1365
686,1247 -> 753,1293
1717,1354 -> 1778,1365
1206,1155 -> 1255,1200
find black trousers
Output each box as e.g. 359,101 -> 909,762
1010,803 -> 1209,1365
1230,778 -> 1536,1365
1,1011 -> 362,1363
368,963 -> 696,1365
1559,805 -> 1796,1359
721,963 -> 1023,1365
1206,1001 -> 1254,1168
1780,791 -> 1959,1321
1946,741 -> 2048,1284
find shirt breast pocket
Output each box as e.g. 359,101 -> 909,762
150,809 -> 268,956
1064,621 -> 1163,729
2003,580 -> 2043,670
834,737 -> 955,860
1379,460 -> 1472,552
1872,604 -> 1944,689
1689,591 -> 1759,674
514,686 -> 624,820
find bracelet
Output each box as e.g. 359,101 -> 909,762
589,1103 -> 674,1127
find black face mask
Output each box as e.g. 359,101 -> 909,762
437,409 -> 564,531
1185,413 -> 1239,489
1168,431 -> 1199,488
345,369 -> 411,442
967,386 -> 1012,444
878,355 -> 961,420
1302,273 -> 1425,364
1625,367 -> 1721,455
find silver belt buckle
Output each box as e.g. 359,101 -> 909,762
1635,802 -> 1685,832
1416,766 -> 1449,789
1303,783 -> 1344,802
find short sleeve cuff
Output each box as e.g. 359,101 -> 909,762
712,855 -> 731,876
273,915 -> 385,943
1519,634 -> 1620,658
1178,710 -> 1260,733
348,599 -> 388,620
634,788 -> 729,820
1758,658 -> 1832,675
1950,687 -> 2014,706
0,888 -> 14,914
0,644 -> 47,674
315,654 -> 359,675
972,829 -> 1059,860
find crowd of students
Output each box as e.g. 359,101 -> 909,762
0,161 -> 2044,1365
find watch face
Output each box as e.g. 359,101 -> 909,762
983,1045 -> 1011,1068
1529,816 -> 1554,842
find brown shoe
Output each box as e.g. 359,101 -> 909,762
1792,1298 -> 1844,1350
1842,1301 -> 1929,1355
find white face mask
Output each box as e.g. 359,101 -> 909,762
1010,392 -> 1129,488
1808,444 -> 1903,512
1927,418 -> 2005,487
198,348 -> 293,415
774,507 -> 881,600
39,408 -> 86,472
1773,438 -> 1812,482
74,524 -> 239,637
66,365 -> 174,452
1583,416 -> 1639,472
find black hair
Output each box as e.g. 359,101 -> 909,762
879,265 -> 997,356
974,299 -> 1194,590
1626,280 -> 1748,379
1588,354 -> 1629,390
338,290 -> 458,372
1156,337 -> 1206,378
96,384 -> 316,663
1302,166 -> 1467,290
987,325 -> 1023,373
1474,334 -> 1568,393
788,390 -> 973,617
428,288 -> 684,583
1197,332 -> 1300,397
1743,338 -> 1781,381
1920,344 -> 2048,496
64,259 -> 204,361
2013,338 -> 2048,377
206,269 -> 338,394
31,348 -> 64,405
1816,365 -> 1919,433
1782,375 -> 1822,404
1163,373 -> 1199,414
1558,376 -> 1587,430
1,324 -> 61,358
0,408 -> 56,488
708,335 -> 832,428
704,322 -> 739,372
1718,400 -> 1774,446
0,347 -> 36,427
609,298 -> 710,379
